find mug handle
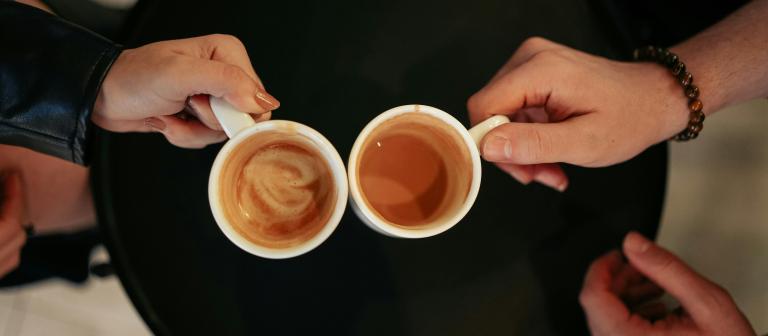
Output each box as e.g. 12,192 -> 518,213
467,115 -> 511,148
209,96 -> 256,138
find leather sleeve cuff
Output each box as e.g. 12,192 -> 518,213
0,1 -> 122,165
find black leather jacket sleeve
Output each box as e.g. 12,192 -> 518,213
0,1 -> 121,165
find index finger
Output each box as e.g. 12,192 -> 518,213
200,34 -> 264,88
467,59 -> 552,126
579,250 -> 632,334
622,232 -> 737,322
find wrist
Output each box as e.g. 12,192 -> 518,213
631,62 -> 690,142
634,46 -> 713,141
93,87 -> 107,122
671,43 -> 728,114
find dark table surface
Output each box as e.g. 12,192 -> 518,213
93,1 -> 667,335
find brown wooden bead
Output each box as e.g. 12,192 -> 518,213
685,85 -> 699,99
636,46 -> 704,141
657,48 -> 669,63
679,72 -> 693,86
647,46 -> 657,59
672,62 -> 686,76
691,110 -> 705,123
690,123 -> 703,133
689,99 -> 703,113
665,53 -> 679,68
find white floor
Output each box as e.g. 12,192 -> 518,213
0,278 -> 150,335
0,100 -> 765,335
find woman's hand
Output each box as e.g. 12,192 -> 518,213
579,232 -> 755,336
93,34 -> 280,148
0,172 -> 28,278
467,37 -> 691,191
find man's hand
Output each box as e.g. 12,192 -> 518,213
467,37 -> 690,191
0,172 -> 28,278
579,232 -> 755,336
93,34 -> 280,148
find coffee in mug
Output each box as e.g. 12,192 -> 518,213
355,113 -> 473,227
208,97 -> 348,259
348,104 -> 510,238
216,130 -> 338,249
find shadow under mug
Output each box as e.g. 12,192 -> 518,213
347,104 -> 509,238
207,97 -> 348,259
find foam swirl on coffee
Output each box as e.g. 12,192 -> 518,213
219,132 -> 336,249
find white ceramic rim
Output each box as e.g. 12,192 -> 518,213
208,120 -> 349,259
347,104 -> 482,238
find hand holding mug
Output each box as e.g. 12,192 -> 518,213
580,232 -> 755,336
467,37 -> 693,190
208,102 -> 509,257
348,105 -> 509,238
94,34 -> 280,148
208,98 -> 347,259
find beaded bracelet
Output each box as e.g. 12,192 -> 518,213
633,46 -> 705,141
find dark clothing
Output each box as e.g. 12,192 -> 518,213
0,1 -> 120,165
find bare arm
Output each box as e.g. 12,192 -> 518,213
675,0 -> 768,114
467,0 -> 768,190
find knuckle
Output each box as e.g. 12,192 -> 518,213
528,49 -> 558,64
519,36 -> 550,51
655,255 -> 678,276
208,34 -> 243,47
466,93 -> 483,114
222,63 -> 248,80
527,49 -> 572,73
158,55 -> 186,75
517,127 -> 550,162
578,289 -> 592,307
707,283 -> 734,307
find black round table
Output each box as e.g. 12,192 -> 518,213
93,1 -> 667,335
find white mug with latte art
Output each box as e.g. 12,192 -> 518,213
208,97 -> 348,259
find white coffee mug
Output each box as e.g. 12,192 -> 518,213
347,104 -> 509,238
207,97 -> 349,259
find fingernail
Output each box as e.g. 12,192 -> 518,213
255,91 -> 280,111
625,231 -> 651,254
556,181 -> 568,192
534,170 -> 568,192
482,135 -> 513,161
145,117 -> 166,132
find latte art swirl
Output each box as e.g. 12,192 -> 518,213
220,134 -> 336,249
238,144 -> 331,232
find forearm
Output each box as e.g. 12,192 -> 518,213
0,145 -> 96,234
0,1 -> 120,164
672,0 -> 768,114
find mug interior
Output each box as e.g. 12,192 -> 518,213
348,105 -> 482,238
209,120 -> 348,259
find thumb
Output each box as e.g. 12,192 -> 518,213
480,118 -> 590,165
622,232 -> 736,322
